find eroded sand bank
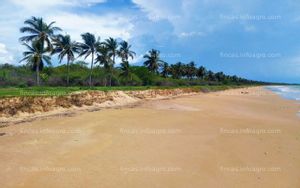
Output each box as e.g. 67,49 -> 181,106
0,88 -> 199,126
0,87 -> 299,188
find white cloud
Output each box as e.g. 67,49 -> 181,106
131,54 -> 144,65
0,0 -> 135,65
0,43 -> 9,54
47,13 -> 134,41
179,31 -> 205,38
132,0 -> 261,36
0,43 -> 14,64
132,0 -> 182,22
10,0 -> 106,10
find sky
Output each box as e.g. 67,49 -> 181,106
0,0 -> 300,83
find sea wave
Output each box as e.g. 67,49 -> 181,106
266,86 -> 300,101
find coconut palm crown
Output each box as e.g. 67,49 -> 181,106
20,16 -> 62,51
19,40 -> 51,85
143,49 -> 165,73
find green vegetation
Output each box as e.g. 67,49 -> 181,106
0,85 -> 246,98
0,16 -> 269,93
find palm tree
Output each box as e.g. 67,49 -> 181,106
161,62 -> 169,78
95,45 -> 112,86
19,40 -> 51,86
119,60 -> 132,84
78,33 -> 100,87
197,66 -> 207,79
103,37 -> 118,86
20,16 -> 62,51
118,41 -> 136,82
143,49 -> 165,74
118,41 -> 135,61
52,34 -> 80,86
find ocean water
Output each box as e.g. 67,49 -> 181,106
266,86 -> 300,117
266,86 -> 300,101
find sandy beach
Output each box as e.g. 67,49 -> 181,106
0,87 -> 299,188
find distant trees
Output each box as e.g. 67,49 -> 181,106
161,62 -> 170,78
170,62 -> 184,79
197,66 -> 207,79
185,61 -> 197,80
215,72 -> 226,82
207,71 -> 215,81
16,16 -> 259,87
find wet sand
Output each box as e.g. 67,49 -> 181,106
0,87 -> 299,188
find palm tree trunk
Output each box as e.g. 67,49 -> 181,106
36,64 -> 40,86
110,55 -> 115,87
89,52 -> 94,87
67,60 -> 70,86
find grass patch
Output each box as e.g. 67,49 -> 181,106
0,85 -> 248,98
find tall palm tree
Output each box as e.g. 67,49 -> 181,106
103,37 -> 118,86
143,49 -> 165,74
20,16 -> 62,51
95,45 -> 112,86
19,40 -> 51,86
118,41 -> 136,82
52,34 -> 80,86
78,33 -> 100,87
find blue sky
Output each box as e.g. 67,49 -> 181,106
0,0 -> 300,83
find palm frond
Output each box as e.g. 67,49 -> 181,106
43,55 -> 52,65
22,43 -> 35,52
19,35 -> 38,42
20,27 -> 39,34
19,56 -> 29,63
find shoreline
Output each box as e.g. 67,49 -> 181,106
1,86 -> 299,127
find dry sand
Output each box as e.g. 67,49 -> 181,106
0,87 -> 299,188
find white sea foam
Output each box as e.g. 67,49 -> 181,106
266,86 -> 300,101
266,86 -> 300,118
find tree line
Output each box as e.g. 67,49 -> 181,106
0,16 -> 266,87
